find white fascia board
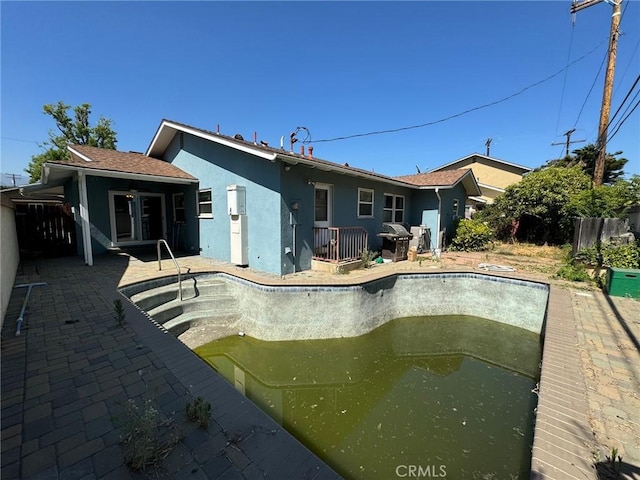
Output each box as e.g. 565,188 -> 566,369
148,120 -> 277,162
67,146 -> 93,162
417,184 -> 454,190
477,183 -> 506,193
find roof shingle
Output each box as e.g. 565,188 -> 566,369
394,169 -> 468,187
56,145 -> 197,181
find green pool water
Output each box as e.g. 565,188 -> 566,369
195,315 -> 541,479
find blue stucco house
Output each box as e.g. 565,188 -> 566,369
31,119 -> 480,276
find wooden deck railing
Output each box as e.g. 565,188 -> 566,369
313,226 -> 369,263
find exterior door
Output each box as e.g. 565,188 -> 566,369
109,191 -> 166,246
314,184 -> 332,228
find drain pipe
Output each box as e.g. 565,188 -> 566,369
14,282 -> 47,336
435,187 -> 442,250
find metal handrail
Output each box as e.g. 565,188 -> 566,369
157,239 -> 183,301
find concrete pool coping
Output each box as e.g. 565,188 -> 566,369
2,253 -> 638,479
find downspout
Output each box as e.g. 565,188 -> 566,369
435,187 -> 442,250
78,171 -> 93,266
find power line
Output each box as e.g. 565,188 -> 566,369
607,98 -> 639,143
573,49 -> 608,129
608,74 -> 640,127
311,39 -> 608,144
555,22 -> 576,136
1,136 -> 39,144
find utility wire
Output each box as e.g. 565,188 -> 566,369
608,74 -> 640,127
573,49 -> 608,129
555,23 -> 576,136
607,98 -> 639,143
590,75 -> 640,154
1,137 -> 39,144
312,39 -> 608,144
607,88 -> 640,139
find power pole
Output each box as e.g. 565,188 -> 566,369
551,128 -> 586,157
570,0 -> 623,186
3,173 -> 22,187
485,138 -> 492,156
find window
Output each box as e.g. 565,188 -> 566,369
173,193 -> 185,223
197,189 -> 212,218
383,194 -> 404,223
453,199 -> 459,218
358,188 -> 374,218
315,188 -> 328,222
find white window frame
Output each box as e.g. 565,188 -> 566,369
383,193 -> 405,223
173,192 -> 185,223
357,188 -> 374,218
453,199 -> 460,218
197,189 -> 213,219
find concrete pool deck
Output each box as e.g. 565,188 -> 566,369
1,252 -> 639,479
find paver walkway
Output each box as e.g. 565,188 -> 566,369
573,292 -> 640,477
1,252 -> 639,479
1,255 -> 339,480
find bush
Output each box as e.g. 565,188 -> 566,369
575,241 -> 640,269
117,398 -> 182,471
360,247 -> 377,269
555,263 -> 592,282
449,219 -> 493,252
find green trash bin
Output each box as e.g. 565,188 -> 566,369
606,267 -> 640,298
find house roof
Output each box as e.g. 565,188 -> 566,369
394,169 -> 482,196
40,145 -> 198,186
431,153 -> 532,174
68,145 -> 196,180
395,169 -> 468,187
147,119 -> 481,193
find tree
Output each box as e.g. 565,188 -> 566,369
543,144 -> 627,185
482,166 -> 592,245
568,175 -> 640,218
26,102 -> 117,183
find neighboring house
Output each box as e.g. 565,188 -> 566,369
27,119 -> 480,276
429,153 -> 532,214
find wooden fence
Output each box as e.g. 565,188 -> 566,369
572,217 -> 631,255
15,203 -> 77,257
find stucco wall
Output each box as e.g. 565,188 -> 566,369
279,162 -> 416,272
170,134 -> 284,275
1,198 -> 20,328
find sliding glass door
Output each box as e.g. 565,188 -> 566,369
109,191 -> 166,246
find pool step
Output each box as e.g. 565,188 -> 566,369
164,311 -> 242,334
129,277 -> 231,312
146,292 -> 239,325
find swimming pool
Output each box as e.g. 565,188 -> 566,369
122,271 -> 548,478
123,272 -> 549,347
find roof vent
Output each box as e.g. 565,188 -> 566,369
234,134 -> 244,141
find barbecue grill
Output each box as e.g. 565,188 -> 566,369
377,223 -> 414,262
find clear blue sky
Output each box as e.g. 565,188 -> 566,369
2,1 -> 639,186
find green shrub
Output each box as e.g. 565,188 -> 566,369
555,263 -> 592,282
449,219 -> 494,252
575,241 -> 640,269
360,247 -> 377,269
